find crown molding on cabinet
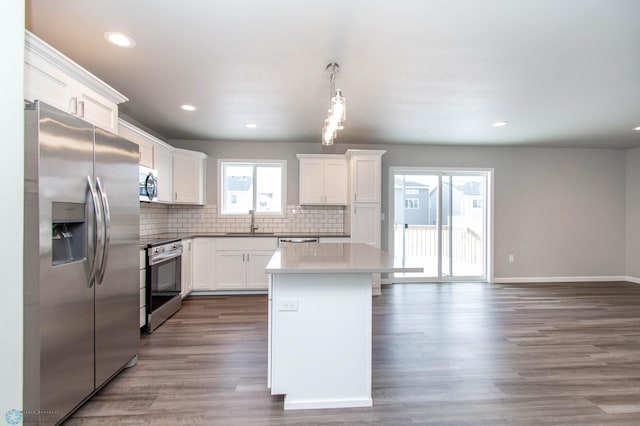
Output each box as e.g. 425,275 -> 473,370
25,30 -> 128,105
118,118 -> 174,150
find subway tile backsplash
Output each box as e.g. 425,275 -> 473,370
140,203 -> 344,237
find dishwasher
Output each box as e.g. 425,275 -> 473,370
277,237 -> 319,247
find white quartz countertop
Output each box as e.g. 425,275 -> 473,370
265,243 -> 423,274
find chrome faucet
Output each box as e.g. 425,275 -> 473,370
249,209 -> 258,234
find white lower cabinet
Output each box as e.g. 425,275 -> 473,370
246,251 -> 276,289
190,237 -> 279,291
351,203 -> 381,248
139,249 -> 146,328
181,239 -> 193,297
192,238 -> 216,290
215,238 -> 277,290
215,251 -> 246,289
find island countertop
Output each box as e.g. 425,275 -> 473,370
265,243 -> 423,274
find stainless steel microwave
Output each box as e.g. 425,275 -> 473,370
139,165 -> 158,202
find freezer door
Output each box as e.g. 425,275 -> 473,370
24,101 -> 96,423
93,127 -> 140,386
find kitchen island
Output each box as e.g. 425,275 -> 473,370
266,243 -> 422,410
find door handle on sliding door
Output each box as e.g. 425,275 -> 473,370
87,176 -> 104,287
95,177 -> 111,285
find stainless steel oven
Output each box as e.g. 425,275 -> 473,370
146,239 -> 182,332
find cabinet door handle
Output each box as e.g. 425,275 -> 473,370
69,97 -> 78,115
354,193 -> 357,202
78,100 -> 85,118
247,253 -> 250,262
175,192 -> 178,201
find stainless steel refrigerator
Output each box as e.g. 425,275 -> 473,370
23,101 -> 140,425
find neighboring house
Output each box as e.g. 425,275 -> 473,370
226,175 -> 278,213
394,177 -> 431,225
225,175 -> 252,212
395,177 -> 483,226
428,181 -> 479,226
427,182 -> 459,226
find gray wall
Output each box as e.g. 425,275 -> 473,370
170,140 -> 344,209
626,148 -> 640,279
171,139 -> 627,281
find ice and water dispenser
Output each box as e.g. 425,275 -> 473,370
51,202 -> 87,265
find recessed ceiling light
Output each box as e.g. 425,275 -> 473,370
492,121 -> 508,127
245,123 -> 258,129
634,126 -> 640,131
104,32 -> 136,48
180,104 -> 197,112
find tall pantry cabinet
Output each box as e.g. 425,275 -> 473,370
345,150 -> 386,295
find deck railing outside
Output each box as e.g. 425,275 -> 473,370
393,225 -> 483,277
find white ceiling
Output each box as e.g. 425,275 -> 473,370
26,0 -> 640,148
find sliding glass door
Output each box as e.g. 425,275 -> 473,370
392,169 -> 489,281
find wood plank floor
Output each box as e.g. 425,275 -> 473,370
66,282 -> 640,425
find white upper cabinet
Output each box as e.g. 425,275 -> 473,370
346,150 -> 385,204
119,120 -> 206,205
299,157 -> 323,204
138,141 -> 154,168
118,119 -> 159,168
154,144 -> 173,203
172,148 -> 207,205
24,31 -> 127,133
297,154 -> 347,205
119,118 -> 174,202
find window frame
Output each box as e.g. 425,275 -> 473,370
217,159 -> 287,218
405,198 -> 419,209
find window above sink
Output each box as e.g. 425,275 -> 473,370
218,159 -> 287,217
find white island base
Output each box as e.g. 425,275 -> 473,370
269,272 -> 372,410
266,243 -> 422,410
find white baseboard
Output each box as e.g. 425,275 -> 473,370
284,397 -> 373,410
493,275 -> 627,284
377,276 -> 640,285
189,290 -> 268,296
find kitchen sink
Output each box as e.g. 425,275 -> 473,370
223,232 -> 275,236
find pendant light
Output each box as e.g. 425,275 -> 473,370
322,63 -> 346,145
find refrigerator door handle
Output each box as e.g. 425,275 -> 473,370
95,177 -> 111,285
87,175 -> 104,287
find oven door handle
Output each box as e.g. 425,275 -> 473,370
149,250 -> 182,265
